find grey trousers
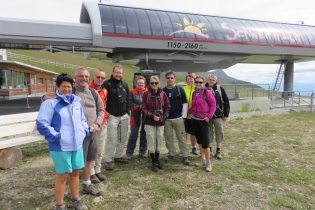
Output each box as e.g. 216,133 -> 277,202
104,114 -> 129,162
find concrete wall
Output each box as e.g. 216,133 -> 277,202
230,98 -> 271,112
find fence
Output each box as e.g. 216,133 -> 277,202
220,84 -> 271,100
7,52 -> 99,72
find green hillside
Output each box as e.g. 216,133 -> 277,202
8,50 -> 139,87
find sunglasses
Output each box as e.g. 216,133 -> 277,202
166,77 -> 174,80
150,82 -> 159,85
95,76 -> 105,80
195,81 -> 203,84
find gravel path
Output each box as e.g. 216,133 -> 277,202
228,109 -> 290,120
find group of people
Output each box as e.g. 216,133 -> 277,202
36,66 -> 230,210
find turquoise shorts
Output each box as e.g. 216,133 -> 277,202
50,147 -> 84,174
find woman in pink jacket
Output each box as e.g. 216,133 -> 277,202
188,76 -> 216,172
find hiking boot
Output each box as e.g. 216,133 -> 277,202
183,157 -> 190,165
141,153 -> 147,158
215,151 -> 222,160
126,156 -> 132,160
114,157 -> 129,164
82,184 -> 102,196
56,204 -> 68,210
191,147 -> 198,155
151,162 -> 158,172
71,197 -> 88,210
165,155 -> 175,163
205,161 -> 212,172
194,159 -> 206,167
90,174 -> 100,184
104,162 -> 113,171
156,161 -> 164,170
96,173 -> 106,181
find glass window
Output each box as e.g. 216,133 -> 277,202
195,15 -> 215,40
11,70 -> 16,88
302,26 -> 315,45
37,78 -> 43,84
156,11 -> 174,37
277,24 -> 296,45
245,20 -> 264,43
206,16 -> 225,40
238,20 -> 254,43
288,24 -> 309,46
230,19 -> 252,42
221,18 -> 244,42
255,21 -> 272,43
272,23 -> 290,44
135,9 -> 151,35
261,22 -> 282,44
167,12 -> 185,38
0,69 -> 6,89
5,70 -> 12,89
111,7 -> 127,34
176,13 -> 195,39
99,5 -> 114,33
146,10 -> 163,36
123,8 -> 139,35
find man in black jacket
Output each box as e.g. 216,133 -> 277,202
102,65 -> 130,170
205,74 -> 230,159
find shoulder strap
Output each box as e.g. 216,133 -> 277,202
203,89 -> 210,107
73,86 -> 98,103
217,85 -> 222,99
176,85 -> 183,104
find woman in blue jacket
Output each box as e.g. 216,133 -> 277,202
37,73 -> 89,210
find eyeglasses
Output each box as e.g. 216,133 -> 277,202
195,81 -> 203,84
166,77 -> 174,80
77,75 -> 89,78
95,76 -> 105,80
150,82 -> 159,85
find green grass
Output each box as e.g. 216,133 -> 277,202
9,50 -> 139,88
1,105 -> 315,209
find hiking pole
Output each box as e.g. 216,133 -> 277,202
139,113 -> 142,162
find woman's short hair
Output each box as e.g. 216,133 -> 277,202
186,73 -> 196,81
150,76 -> 160,86
136,75 -> 146,83
56,73 -> 74,87
195,75 -> 205,82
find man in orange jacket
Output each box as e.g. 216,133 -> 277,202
89,69 -> 108,184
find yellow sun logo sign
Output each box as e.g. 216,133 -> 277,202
170,17 -> 209,38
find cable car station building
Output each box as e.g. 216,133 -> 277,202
1,2 -> 315,95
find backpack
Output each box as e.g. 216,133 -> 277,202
193,89 -> 210,107
176,85 -> 183,104
146,91 -> 165,114
73,87 -> 98,103
214,85 -> 224,117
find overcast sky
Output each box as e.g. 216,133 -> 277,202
1,0 -> 315,87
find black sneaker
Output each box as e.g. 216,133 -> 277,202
156,161 -> 164,170
96,173 -> 106,181
183,157 -> 190,165
151,162 -> 158,172
165,155 -> 175,163
114,157 -> 129,164
191,147 -> 198,155
90,174 -> 100,184
104,162 -> 114,171
215,152 -> 222,159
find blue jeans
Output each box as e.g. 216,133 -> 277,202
126,125 -> 147,156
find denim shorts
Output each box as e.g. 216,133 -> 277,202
50,146 -> 84,174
